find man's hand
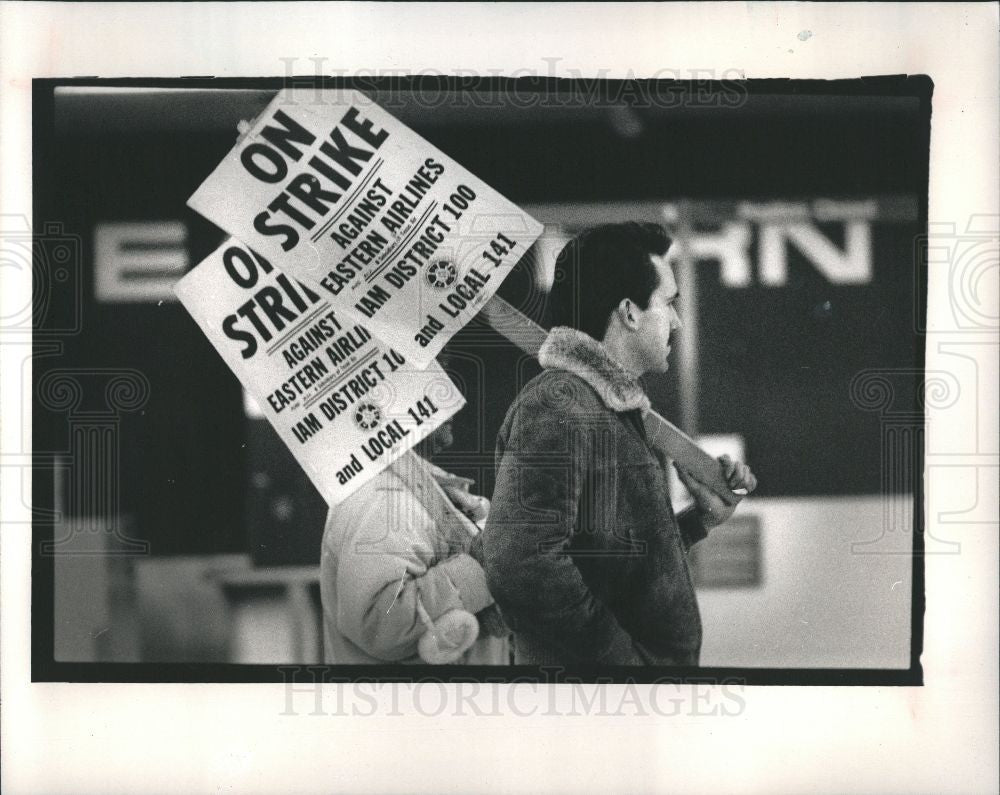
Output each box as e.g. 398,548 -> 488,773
675,454 -> 757,529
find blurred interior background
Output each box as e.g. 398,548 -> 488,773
36,82 -> 926,669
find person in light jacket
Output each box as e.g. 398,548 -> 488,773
320,416 -> 508,665
478,222 -> 757,666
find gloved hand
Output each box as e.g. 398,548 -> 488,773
416,607 -> 480,664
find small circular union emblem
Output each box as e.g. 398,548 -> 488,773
426,260 -> 458,290
354,402 -> 382,431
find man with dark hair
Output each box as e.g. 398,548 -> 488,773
546,222 -> 671,340
479,222 -> 757,666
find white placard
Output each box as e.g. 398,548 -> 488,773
188,88 -> 544,366
174,238 -> 465,506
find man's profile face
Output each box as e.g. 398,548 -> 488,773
632,255 -> 682,375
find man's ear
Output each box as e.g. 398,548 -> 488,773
616,298 -> 639,330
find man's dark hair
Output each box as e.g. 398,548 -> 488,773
546,222 -> 673,341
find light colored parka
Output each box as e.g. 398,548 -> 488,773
320,451 -> 508,664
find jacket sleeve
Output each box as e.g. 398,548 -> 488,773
333,486 -> 494,661
481,393 -> 645,665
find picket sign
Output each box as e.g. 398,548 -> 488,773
187,88 -> 544,368
174,238 -> 465,507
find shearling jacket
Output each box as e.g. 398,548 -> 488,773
479,327 -> 708,666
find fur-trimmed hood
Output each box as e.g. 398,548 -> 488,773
537,326 -> 650,413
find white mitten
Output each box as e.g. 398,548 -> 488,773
416,607 -> 479,664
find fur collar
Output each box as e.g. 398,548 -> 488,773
537,327 -> 650,413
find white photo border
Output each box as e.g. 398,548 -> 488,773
2,3 -> 997,794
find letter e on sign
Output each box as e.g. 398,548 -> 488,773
94,221 -> 188,303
